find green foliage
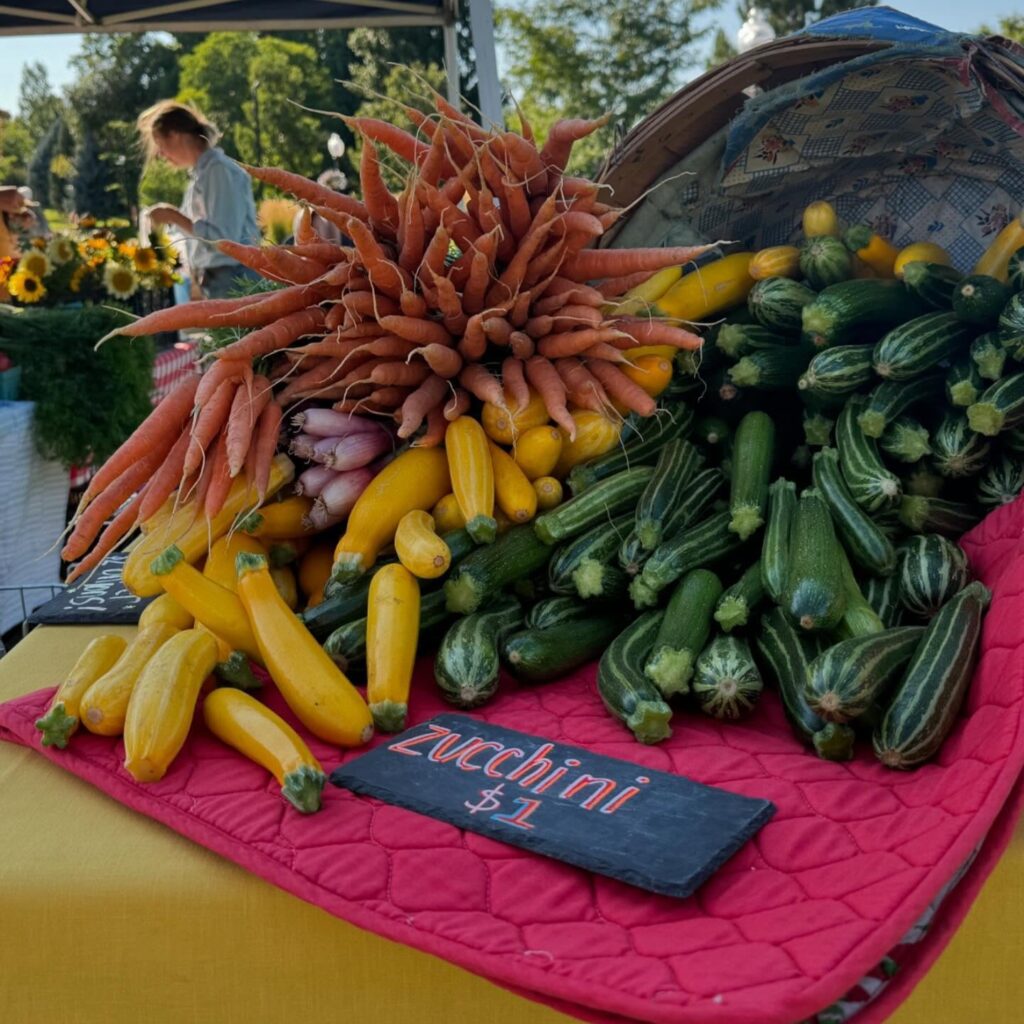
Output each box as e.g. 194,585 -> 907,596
27,119 -> 60,209
0,305 -> 155,468
138,158 -> 189,209
48,118 -> 75,212
73,129 -> 115,218
707,26 -> 738,69
978,16 -> 1024,41
0,113 -> 33,187
17,62 -> 64,145
732,0 -> 876,39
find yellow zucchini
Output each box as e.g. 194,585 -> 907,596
395,510 -> 451,578
202,533 -> 268,592
654,252 -> 755,321
236,552 -> 373,747
803,200 -> 840,238
202,688 -> 326,813
533,476 -> 563,510
973,215 -> 1024,281
846,230 -> 898,278
431,492 -> 467,533
605,265 -> 683,315
35,635 -> 128,748
138,592 -> 194,631
553,410 -> 622,477
238,496 -> 314,539
366,563 -> 420,732
298,542 -> 335,607
619,354 -> 673,402
513,425 -> 563,480
749,245 -> 801,280
79,622 -> 179,736
123,628 -> 219,783
270,565 -> 299,609
446,416 -> 497,544
480,390 -> 549,445
489,441 -> 538,523
333,446 -> 451,578
894,242 -> 950,279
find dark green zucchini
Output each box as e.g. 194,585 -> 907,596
800,236 -> 853,291
864,573 -> 904,628
728,347 -> 809,390
1008,248 -> 1024,291
970,332 -> 1007,381
931,412 -> 991,477
783,488 -> 847,632
634,438 -> 702,550
834,545 -> 887,640
803,410 -> 834,447
761,478 -> 796,602
728,411 -> 775,540
902,463 -> 944,498
898,495 -> 982,535
693,636 -> 764,719
966,372 -> 1024,436
502,614 -> 624,683
716,323 -> 793,359
300,573 -> 373,640
444,525 -> 551,614
898,534 -> 970,619
525,596 -> 592,630
880,417 -> 932,464
998,292 -> 1024,336
872,312 -> 975,381
901,261 -> 962,309
801,278 -> 924,348
946,358 -> 984,408
714,562 -> 765,633
857,374 -> 945,438
547,512 -> 633,594
693,416 -> 733,456
977,455 -> 1024,508
797,344 -> 874,399
837,397 -> 903,512
535,466 -> 653,545
748,276 -> 817,332
952,274 -> 1012,326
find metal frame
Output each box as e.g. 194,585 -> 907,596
0,583 -> 66,640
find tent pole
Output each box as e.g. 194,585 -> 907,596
466,0 -> 503,129
443,15 -> 461,112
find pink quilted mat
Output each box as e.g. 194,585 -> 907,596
3,499 -> 1024,1024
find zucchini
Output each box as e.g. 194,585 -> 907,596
748,276 -> 817,332
966,372 -> 1024,436
714,561 -> 765,633
805,626 -> 925,723
444,525 -> 551,614
728,411 -> 775,540
837,397 -> 903,512
977,455 -> 1024,508
645,569 -> 723,695
970,332 -> 1007,381
999,292 -> 1024,336
797,344 -> 874,399
783,488 -> 847,632
801,279 -> 924,348
573,563 -> 628,601
901,261 -> 962,309
716,323 -> 793,359
693,416 -> 732,456
761,478 -> 796,601
858,373 -> 945,438
635,439 -> 702,550
300,573 -> 373,640
525,595 -> 591,630
1005,424 -> 1024,457
872,312 -> 975,381
903,463 -> 944,498
800,236 -> 853,291
946,358 -> 983,407
502,614 -> 624,683
547,512 -> 633,594
435,595 -> 522,708
803,410 -> 834,447
874,581 -> 990,769
898,494 -> 982,535
952,274 -> 1012,326
834,545 -> 886,639
617,530 -> 651,579
812,447 -> 896,576
728,347 -> 809,390
693,636 -> 764,719
880,417 -> 932,463
898,534 -> 970,619
864,573 -> 904,628
931,412 -> 991,476
535,465 -> 653,545
597,611 -> 673,744
1008,248 -> 1024,291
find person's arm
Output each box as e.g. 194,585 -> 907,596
148,204 -> 193,233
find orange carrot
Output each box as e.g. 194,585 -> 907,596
610,318 -> 702,350
410,343 -> 462,378
417,225 -> 450,287
400,290 -> 429,319
287,337 -> 369,360
580,342 -> 628,363
194,357 -> 251,407
483,317 -> 513,345
342,291 -> 401,319
136,428 -> 192,523
562,245 -> 712,283
525,314 -> 554,337
338,321 -> 390,340
525,356 -> 575,438
417,181 -> 480,252
413,402 -> 448,448
284,242 -> 350,263
596,270 -> 659,298
556,357 -> 609,413
370,361 -> 431,388
215,240 -> 328,285
366,336 -> 421,359
552,210 -> 605,240
428,269 -> 467,334
360,138 -> 401,236
342,216 -> 414,299
503,176 -> 533,239
539,115 -> 611,176
204,429 -> 233,519
586,359 -> 657,416
378,315 -> 452,346
226,374 -> 272,477
184,379 -> 238,477
486,194 -> 559,305
523,240 -> 568,288
462,250 -> 492,315
243,163 -> 369,221
325,302 -> 347,331
65,489 -> 147,584
510,332 -> 535,359
277,360 -> 350,404
537,327 -> 630,359
501,356 -> 530,411
458,315 -> 487,360
215,306 -> 327,363
97,293 -> 271,341
398,189 -> 426,273
433,94 -> 489,137
397,374 -> 448,439
419,122 -> 449,186
551,304 -> 604,329
459,363 -> 506,407
295,206 -> 317,244
533,281 -> 605,315
499,133 -> 547,194
208,280 -> 334,328
366,385 -> 410,409
253,403 -> 284,501
342,116 -> 431,167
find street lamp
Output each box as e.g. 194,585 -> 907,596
327,133 -> 345,169
251,79 -> 263,198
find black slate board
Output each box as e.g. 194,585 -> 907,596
28,554 -> 152,626
332,713 -> 775,899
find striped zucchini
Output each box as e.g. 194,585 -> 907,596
858,374 -> 945,438
872,312 -> 974,380
535,466 -> 653,545
864,573 -> 904,628
931,412 -> 991,477
901,261 -> 962,309
783,488 -> 847,632
902,464 -> 944,498
645,569 -> 723,695
444,525 -> 551,614
300,573 -> 373,641
635,439 -> 702,550
525,596 -> 592,630
694,416 -> 733,456
597,611 -> 673,744
714,561 -> 766,632
801,279 -> 924,348
805,626 -> 925,723
617,530 -> 651,579
716,323 -> 793,359
728,411 -> 775,539
728,347 -> 809,390
998,292 -> 1024,335
502,614 -> 624,683
812,447 -> 896,576
880,417 -> 932,464
977,455 -> 1024,508
761,478 -> 796,601
797,344 -> 874,399
952,274 -> 1012,326
434,595 -> 522,708
548,512 -> 633,594
874,581 -> 990,769
803,410 -> 834,447
970,332 -> 1007,381
898,535 -> 970,619
966,372 -> 1024,436
800,236 -> 853,291
1009,247 -> 1024,291
1005,424 -> 1024,457
693,636 -> 764,719
946,358 -> 983,407
898,495 -> 982,535
573,563 -> 628,601
834,546 -> 886,639
837,397 -> 903,512
748,276 -> 817,332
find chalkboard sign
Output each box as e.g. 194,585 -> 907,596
28,554 -> 152,626
332,714 -> 775,898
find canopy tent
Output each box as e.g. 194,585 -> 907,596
0,0 -> 503,126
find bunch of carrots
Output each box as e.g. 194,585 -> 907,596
62,91 -> 706,581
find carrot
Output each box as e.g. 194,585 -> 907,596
509,332 -> 535,360
194,357 -> 251,407
596,270 -> 659,298
215,240 -> 328,285
342,116 -> 431,167
417,182 -> 480,252
525,356 -> 576,438
533,282 -> 605,315
562,245 -> 712,283
556,357 -> 610,413
204,429 -> 233,519
580,342 -> 628,363
253,403 -> 284,502
428,269 -> 467,333
295,206 -> 317,245
458,315 -> 487,360
284,242 -> 351,263
96,293 -> 271,343
539,115 -> 611,176
276,360 -> 350,404
325,302 -> 347,331
413,402 -> 447,448
184,379 -> 238,477
65,489 -> 147,584
286,337 -> 369,360
459,363 -> 506,407
523,240 -> 568,288
483,317 -> 513,345
503,176 -> 533,239
243,163 -> 369,221
499,133 -> 547,194
215,306 -> 327,363
398,189 -> 426,274
337,322 -> 388,340
443,388 -> 470,422
360,138 -> 401,236
208,280 -> 334,329
342,216 -> 414,299
342,291 -> 401,319
536,327 -> 631,359
417,225 -> 451,287
433,94 -> 489,137
552,210 -> 605,240
501,356 -> 530,411
525,314 -> 554,337
419,122 -> 449,186
370,361 -> 431,388
366,385 -> 410,409
135,428 -> 193,523
398,291 -> 428,320
586,359 -> 657,416
550,304 -> 604,329
599,210 -> 623,231
397,374 -> 448,439
366,336 -> 421,359
486,194 -> 559,305
79,374 -> 198,510
462,250 -> 492,316
378,314 -> 452,346
610,318 -> 702,350
410,343 -> 462,378
226,374 -> 272,477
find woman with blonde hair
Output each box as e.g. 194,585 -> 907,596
138,100 -> 260,299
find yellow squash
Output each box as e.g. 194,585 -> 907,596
532,476 -> 563,510
894,242 -> 950,279
270,565 -> 299,609
395,510 -> 451,579
513,425 -> 563,480
203,688 -> 326,814
34,635 -> 128,748
604,265 -> 683,315
431,492 -> 467,533
123,629 -> 219,783
138,592 -> 194,631
553,411 -> 621,478
489,441 -> 537,524
654,252 -> 755,322
480,390 -> 549,445
238,496 -> 314,539
202,533 -> 267,592
123,453 -> 294,597
366,563 -> 420,733
974,215 -> 1024,282
298,542 -> 335,607
620,354 -> 673,402
802,200 -> 840,238
446,416 -> 497,543
79,622 -> 179,736
333,446 -> 450,578
844,227 -> 898,278
236,552 -> 373,747
749,245 -> 801,280
196,622 -> 260,694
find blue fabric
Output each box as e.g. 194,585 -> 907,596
799,6 -> 960,47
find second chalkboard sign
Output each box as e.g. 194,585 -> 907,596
28,554 -> 152,626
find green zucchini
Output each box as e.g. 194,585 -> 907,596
931,412 -> 991,477
966,372 -> 1024,436
748,276 -> 817,332
970,332 -> 1007,381
874,581 -> 990,769
901,261 -> 962,309
617,530 -> 651,579
864,573 -> 904,628
728,411 -> 775,540
693,636 -> 764,719
645,569 -> 723,695
714,562 -> 765,633
946,358 -> 983,408
880,417 -> 932,464
502,614 -> 624,683
858,374 -> 945,438
871,506 -> 906,542
693,416 -> 732,455
597,611 -> 673,744
797,344 -> 874,399
803,410 -> 834,447
902,463 -> 944,498
524,595 -> 592,630
783,488 -> 847,632
535,466 -> 653,545
800,236 -> 853,291
834,545 -> 886,640
300,573 -> 373,640
761,478 -> 796,602
435,595 -> 522,708
952,274 -> 1012,326
635,438 -> 702,550
801,278 -> 924,348
898,494 -> 982,535
837,397 -> 903,512
444,525 -> 551,614
572,563 -> 628,601
872,312 -> 975,381
716,323 -> 793,359
1008,247 -> 1024,291
805,626 -> 925,723
728,347 -> 809,390
812,447 -> 896,576
999,292 -> 1024,335
1005,424 -> 1024,457
977,455 -> 1024,508
898,534 -> 970,619
547,512 -> 633,594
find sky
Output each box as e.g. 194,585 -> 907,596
0,2 -> 1018,117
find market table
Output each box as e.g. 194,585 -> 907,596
1,625 -> 1021,1024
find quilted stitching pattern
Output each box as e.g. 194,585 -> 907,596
2,500 -> 1024,1024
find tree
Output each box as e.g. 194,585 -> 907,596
733,0 -> 877,40
48,117 -> 75,212
706,26 -> 738,69
17,62 -> 63,146
73,128 -> 116,218
138,159 -> 189,209
978,16 -> 1024,42
27,118 -> 60,208
0,112 -> 34,187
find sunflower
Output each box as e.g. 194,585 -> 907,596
47,235 -> 76,265
31,236 -> 47,250
118,241 -> 138,259
104,262 -> 139,300
0,256 -> 15,287
69,264 -> 89,293
88,236 -> 110,252
7,269 -> 46,304
18,250 -> 51,279
79,214 -> 97,229
132,247 -> 159,273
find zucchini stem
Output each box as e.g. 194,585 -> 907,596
281,765 -> 326,814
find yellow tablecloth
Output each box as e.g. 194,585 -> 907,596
1,625 -> 1021,1024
